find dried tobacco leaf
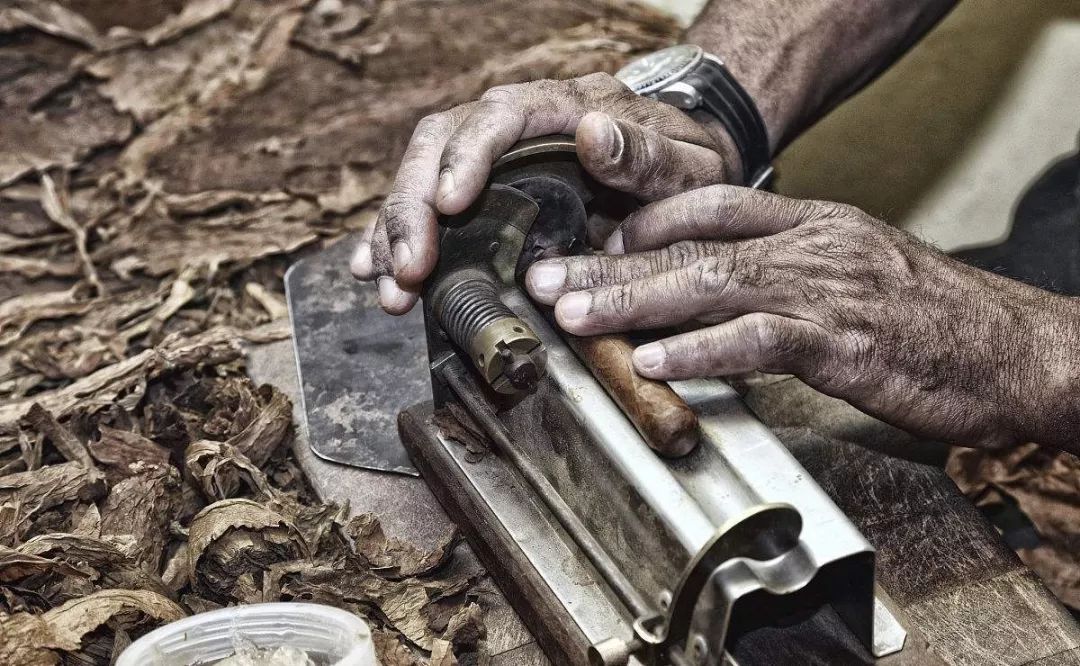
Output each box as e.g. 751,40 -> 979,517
442,602 -> 485,650
185,439 -> 274,501
0,71 -> 132,187
89,426 -> 171,474
0,1 -> 103,50
0,463 -> 106,544
0,546 -> 88,583
429,639 -> 457,666
346,513 -> 458,579
21,404 -> 94,468
948,444 -> 1080,609
99,465 -> 183,571
433,405 -> 489,463
17,532 -> 172,598
372,629 -> 424,666
0,588 -> 184,665
186,498 -> 309,600
0,325 -> 284,442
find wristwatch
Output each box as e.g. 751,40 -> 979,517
615,44 -> 774,188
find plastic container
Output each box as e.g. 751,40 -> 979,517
116,602 -> 379,666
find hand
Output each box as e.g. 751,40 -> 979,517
350,72 -> 743,314
524,186 -> 1080,451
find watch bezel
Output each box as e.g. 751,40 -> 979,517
616,44 -> 704,95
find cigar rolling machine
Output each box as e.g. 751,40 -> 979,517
396,136 -> 908,666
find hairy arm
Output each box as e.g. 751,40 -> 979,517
687,0 -> 958,151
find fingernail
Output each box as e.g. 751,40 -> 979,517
606,116 -> 623,161
526,262 -> 566,300
378,276 -> 408,311
556,292 -> 591,324
634,343 -> 666,372
350,243 -> 373,279
437,169 -> 456,202
392,241 -> 412,275
604,228 -> 624,255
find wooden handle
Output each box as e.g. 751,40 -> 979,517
571,334 -> 699,457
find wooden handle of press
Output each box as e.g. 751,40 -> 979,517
572,334 -> 699,457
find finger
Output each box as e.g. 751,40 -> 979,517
632,313 -> 825,380
577,113 -> 730,204
436,74 -> 714,215
370,212 -> 419,314
377,276 -> 419,315
382,110 -> 466,286
525,241 -> 724,304
435,87 -> 530,214
437,80 -> 593,215
551,249 -> 783,335
605,185 -> 819,254
349,220 -> 378,280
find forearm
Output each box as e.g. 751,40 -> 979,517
686,0 -> 957,152
1014,296 -> 1080,454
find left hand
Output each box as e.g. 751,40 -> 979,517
524,186 -> 1080,452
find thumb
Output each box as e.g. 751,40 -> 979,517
576,112 -> 733,202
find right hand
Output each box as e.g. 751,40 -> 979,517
350,72 -> 745,314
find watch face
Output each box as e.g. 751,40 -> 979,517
615,44 -> 703,94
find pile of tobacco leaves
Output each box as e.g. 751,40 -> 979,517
0,0 -> 679,663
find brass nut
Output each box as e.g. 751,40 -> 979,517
469,317 -> 546,394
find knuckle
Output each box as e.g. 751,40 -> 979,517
687,255 -> 734,295
662,240 -> 703,269
744,315 -> 814,370
412,112 -> 451,144
580,256 -> 620,287
809,200 -> 863,223
580,71 -> 621,90
708,186 -> 741,223
600,283 -> 635,318
479,84 -> 518,106
379,191 -> 412,235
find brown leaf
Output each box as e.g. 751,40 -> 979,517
0,463 -> 106,544
99,465 -> 183,571
0,288 -> 89,347
0,254 -> 80,279
186,498 -> 308,597
244,282 -> 288,320
346,513 -> 458,579
315,166 -> 391,215
442,602 -> 485,649
433,405 -> 489,463
429,639 -> 458,666
0,2 -> 103,49
0,588 -> 185,664
372,629 -> 423,666
948,444 -> 1080,608
21,404 -> 95,468
89,426 -> 171,474
134,0 -> 237,47
228,386 -> 293,467
92,199 -> 320,279
0,545 -> 88,583
17,532 -> 171,598
185,439 -> 273,501
0,325 -> 276,441
0,72 -> 132,187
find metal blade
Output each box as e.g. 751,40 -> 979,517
285,236 -> 428,475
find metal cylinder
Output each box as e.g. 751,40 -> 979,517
431,271 -> 546,394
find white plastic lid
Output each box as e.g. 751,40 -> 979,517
116,602 -> 379,666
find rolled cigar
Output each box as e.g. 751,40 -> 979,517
571,334 -> 699,457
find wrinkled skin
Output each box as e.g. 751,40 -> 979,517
524,186 -> 1080,452
349,73 -> 741,314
